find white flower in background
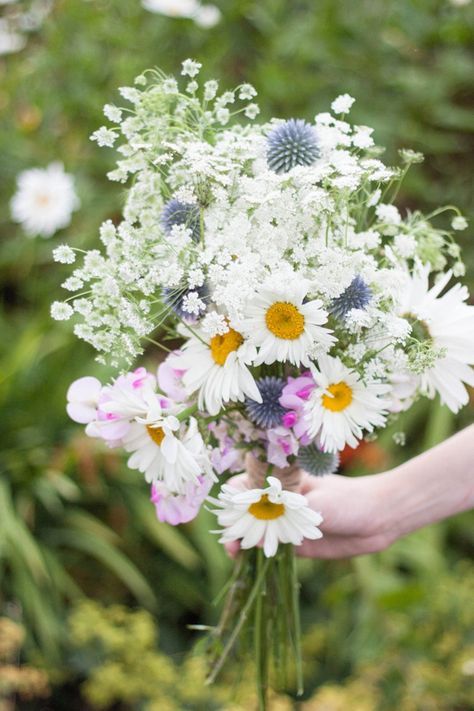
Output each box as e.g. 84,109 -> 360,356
193,3 -> 221,27
396,265 -> 474,412
10,162 -> 79,237
142,0 -> 221,26
240,282 -> 335,367
171,325 -> 261,416
0,17 -> 25,55
0,1 -> 53,54
124,406 -> 213,492
304,355 -> 389,452
211,476 -> 323,557
141,0 -> 198,17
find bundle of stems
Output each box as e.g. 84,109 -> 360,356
205,545 -> 303,710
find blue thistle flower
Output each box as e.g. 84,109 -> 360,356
267,119 -> 320,174
160,199 -> 200,242
162,283 -> 208,322
297,445 -> 339,476
245,376 -> 286,429
330,275 -> 372,320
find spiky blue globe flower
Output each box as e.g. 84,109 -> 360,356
245,376 -> 286,429
162,283 -> 208,322
330,275 -> 372,320
297,445 -> 339,476
267,119 -> 320,174
160,199 -> 200,242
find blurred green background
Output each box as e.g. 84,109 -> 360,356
0,1 -> 473,709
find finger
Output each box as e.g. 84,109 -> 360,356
224,473 -> 252,491
297,532 -> 388,559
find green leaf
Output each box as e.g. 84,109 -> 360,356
126,487 -> 201,570
51,527 -> 156,608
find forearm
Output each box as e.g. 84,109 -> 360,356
378,424 -> 474,541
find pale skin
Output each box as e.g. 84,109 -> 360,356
226,424 -> 474,559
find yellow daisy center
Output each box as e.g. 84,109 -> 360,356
36,193 -> 51,207
210,327 -> 244,366
248,494 -> 285,520
322,382 -> 353,412
146,425 -> 165,446
265,302 -> 305,340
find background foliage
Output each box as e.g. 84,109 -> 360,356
0,0 -> 473,708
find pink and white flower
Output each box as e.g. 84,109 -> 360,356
151,475 -> 213,525
266,426 -> 299,468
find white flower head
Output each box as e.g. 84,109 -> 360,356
331,94 -> 355,114
238,83 -> 257,100
11,162 -> 79,237
91,126 -> 117,147
171,324 -> 262,416
244,103 -> 260,119
451,215 -> 468,231
396,265 -> 474,412
53,245 -> 76,264
376,203 -> 401,226
239,281 -> 335,367
304,355 -> 389,453
124,401 -> 214,491
51,301 -> 74,321
211,476 -> 323,557
181,58 -> 202,77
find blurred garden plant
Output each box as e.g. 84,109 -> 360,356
0,617 -> 50,710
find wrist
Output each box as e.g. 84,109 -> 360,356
369,468 -> 406,546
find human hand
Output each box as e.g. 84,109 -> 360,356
224,470 -> 394,560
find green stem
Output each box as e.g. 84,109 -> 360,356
277,549 -> 289,688
287,545 -> 304,696
177,403 -> 198,421
254,548 -> 268,710
389,164 -> 409,205
206,555 -> 271,686
143,335 -> 173,353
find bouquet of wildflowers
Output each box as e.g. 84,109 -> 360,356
54,60 -> 473,706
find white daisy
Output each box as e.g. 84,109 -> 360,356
239,282 -> 335,367
141,0 -> 198,18
124,402 -> 214,492
171,325 -> 261,416
397,265 -> 474,412
304,355 -> 389,453
211,476 -> 323,557
10,162 -> 79,237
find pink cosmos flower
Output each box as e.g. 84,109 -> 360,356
279,373 -> 316,445
150,475 -> 213,525
208,422 -> 244,474
66,376 -> 102,424
266,426 -> 299,468
157,353 -> 188,402
68,367 -> 160,448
